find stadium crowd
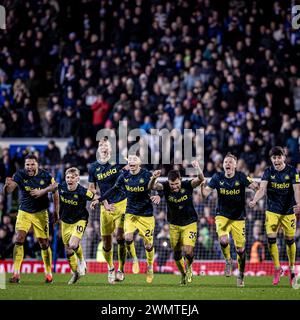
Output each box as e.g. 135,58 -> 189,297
0,0 -> 300,265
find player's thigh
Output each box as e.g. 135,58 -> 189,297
280,214 -> 297,238
169,224 -> 181,250
100,205 -> 115,236
124,213 -> 138,236
15,210 -> 32,234
137,216 -> 155,246
71,220 -> 88,240
61,221 -> 73,245
215,215 -> 231,239
112,199 -> 127,233
230,220 -> 246,248
31,210 -> 49,239
182,222 -> 198,247
265,211 -> 281,235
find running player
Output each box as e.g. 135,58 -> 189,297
249,146 -> 300,287
148,160 -> 204,285
88,138 -> 138,284
201,153 -> 258,287
3,154 -> 59,283
56,167 -> 97,284
91,154 -> 156,283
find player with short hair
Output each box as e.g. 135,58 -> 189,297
3,154 -> 59,284
201,153 -> 258,287
56,167 -> 97,284
249,146 -> 300,287
148,160 -> 204,285
91,154 -> 157,283
88,138 -> 139,284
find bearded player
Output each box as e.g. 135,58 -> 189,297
148,160 -> 204,285
4,154 -> 59,284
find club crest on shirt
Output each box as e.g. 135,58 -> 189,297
74,194 -> 78,199
285,175 -> 290,180
180,189 -> 185,193
235,181 -> 240,186
40,180 -> 45,185
96,167 -> 101,172
139,178 -> 144,184
220,181 -> 224,185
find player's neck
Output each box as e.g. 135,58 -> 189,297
225,171 -> 235,178
274,163 -> 286,171
130,167 -> 141,175
68,184 -> 78,191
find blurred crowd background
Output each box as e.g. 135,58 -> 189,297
0,0 -> 300,266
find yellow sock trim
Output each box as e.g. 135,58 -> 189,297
175,257 -> 185,275
269,243 -> 280,268
67,253 -> 78,273
221,244 -> 231,260
146,247 -> 155,267
286,243 -> 296,267
75,244 -> 84,261
126,242 -> 137,260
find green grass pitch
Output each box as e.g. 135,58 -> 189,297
1,274 -> 300,300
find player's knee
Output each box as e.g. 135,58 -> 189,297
39,240 -> 49,250
236,248 -> 245,257
117,239 -> 125,245
286,238 -> 295,246
102,245 -> 112,252
69,243 -> 79,251
15,234 -> 25,244
220,240 -> 229,248
145,245 -> 153,252
174,251 -> 182,261
184,247 -> 194,257
267,237 -> 277,245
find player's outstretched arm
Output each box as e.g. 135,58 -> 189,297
248,181 -> 259,191
201,184 -> 213,199
3,177 -> 18,195
30,182 -> 58,198
191,160 -> 205,188
148,170 -> 163,190
249,180 -> 268,208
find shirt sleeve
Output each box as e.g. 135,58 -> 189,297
88,164 -> 96,183
182,180 -> 193,191
208,174 -> 218,189
261,168 -> 270,182
291,167 -> 300,185
12,171 -> 22,186
240,172 -> 252,187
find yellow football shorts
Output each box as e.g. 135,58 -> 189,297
61,220 -> 87,245
100,198 -> 127,236
265,211 -> 296,237
124,213 -> 155,246
215,215 -> 245,248
169,222 -> 197,249
16,209 -> 49,239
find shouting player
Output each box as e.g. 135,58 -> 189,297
3,154 -> 59,284
56,167 -> 96,284
249,146 -> 300,287
88,138 -> 138,284
91,154 -> 156,283
148,160 -> 204,285
201,153 -> 258,287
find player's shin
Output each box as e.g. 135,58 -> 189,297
41,245 -> 52,275
74,244 -> 84,261
117,239 -> 126,272
220,241 -> 231,261
286,238 -> 296,271
174,251 -> 185,275
236,249 -> 246,274
103,246 -> 114,269
13,242 -> 24,274
126,240 -> 137,260
145,246 -> 155,267
268,237 -> 280,268
67,252 -> 78,273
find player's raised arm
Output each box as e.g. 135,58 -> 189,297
148,170 -> 163,190
191,160 -> 205,188
3,177 -> 18,195
249,180 -> 268,208
53,189 -> 60,224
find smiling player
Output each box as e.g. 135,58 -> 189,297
201,153 -> 258,287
